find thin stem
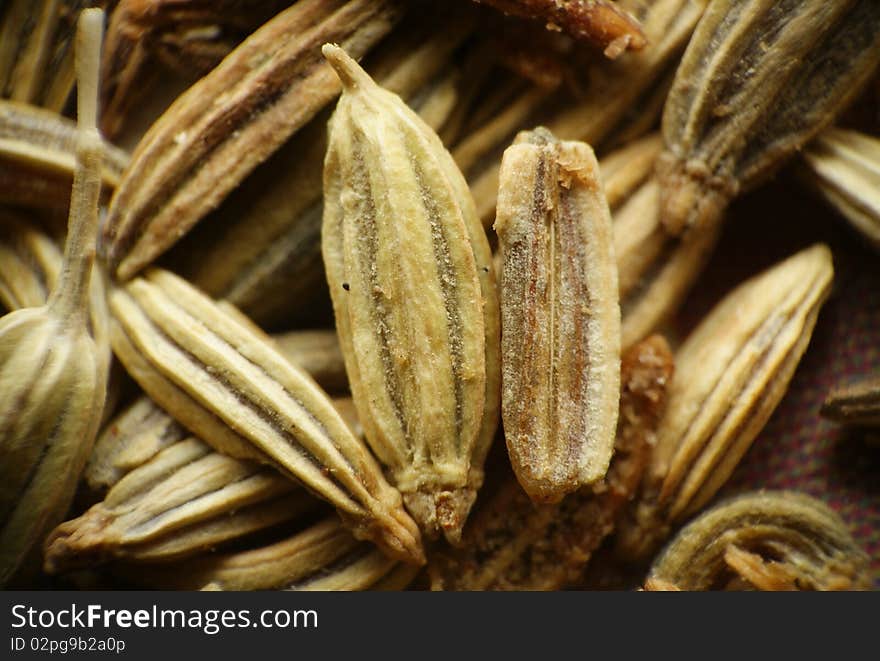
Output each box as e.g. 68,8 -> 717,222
48,9 -> 105,323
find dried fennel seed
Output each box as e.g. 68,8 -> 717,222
44,436 -> 314,573
85,395 -> 189,494
107,267 -> 423,564
821,374 -> 880,428
800,128 -> 880,252
85,345 -> 351,496
494,127 -> 620,502
168,8 -> 477,329
615,244 -> 835,562
463,0 -> 707,227
658,0 -> 880,236
112,516 -> 419,591
429,335 -> 672,591
598,133 -> 722,349
322,44 -> 500,542
472,0 -> 646,57
0,8 -> 107,585
100,0 -> 293,139
100,0 -> 403,282
646,491 -> 872,591
0,100 -> 128,209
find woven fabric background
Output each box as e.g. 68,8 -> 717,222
670,171 -> 880,586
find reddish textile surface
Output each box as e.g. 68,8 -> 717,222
672,173 -> 880,585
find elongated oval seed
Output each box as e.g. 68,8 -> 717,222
107,267 -> 423,564
322,44 -> 500,543
647,491 -> 872,591
658,244 -> 834,520
658,0 -> 880,235
100,0 -> 403,281
615,244 -> 835,561
43,437 -> 313,572
494,127 -> 620,502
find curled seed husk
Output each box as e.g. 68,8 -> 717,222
616,244 -> 835,561
115,516 -> 418,591
428,335 -> 673,590
0,100 -> 128,209
43,436 -> 313,572
464,0 -> 707,227
598,134 -> 723,349
800,127 -> 880,252
473,0 -> 646,56
0,8 -> 108,585
647,491 -> 872,591
100,0 -> 403,282
820,374 -> 880,428
658,0 -> 880,236
322,44 -> 500,543
108,266 -> 423,564
99,0 -> 293,139
171,8 -> 476,328
494,127 -> 621,502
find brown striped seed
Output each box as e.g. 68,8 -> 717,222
100,0 -> 403,281
494,127 -> 620,502
658,0 -> 880,236
99,0 -> 293,139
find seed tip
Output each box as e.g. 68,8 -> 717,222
321,42 -> 372,92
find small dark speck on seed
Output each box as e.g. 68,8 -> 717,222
342,282 -> 350,291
